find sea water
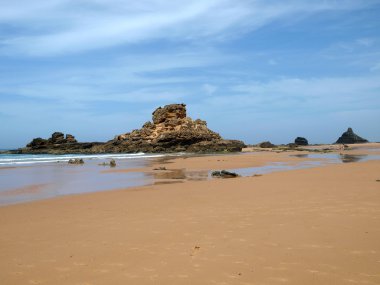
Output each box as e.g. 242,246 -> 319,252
0,153 -> 179,206
0,153 -> 165,166
1,152 -> 379,206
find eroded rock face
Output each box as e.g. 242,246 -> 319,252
152,103 -> 187,124
335,128 -> 368,144
102,103 -> 245,153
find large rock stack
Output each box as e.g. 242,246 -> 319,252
102,103 -> 245,152
335,128 -> 368,144
15,103 -> 245,154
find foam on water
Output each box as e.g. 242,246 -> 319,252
0,153 -> 169,166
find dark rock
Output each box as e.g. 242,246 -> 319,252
16,103 -> 245,154
68,158 -> 84,164
258,141 -> 275,148
211,170 -> 239,178
26,137 -> 48,147
335,128 -> 368,144
294,137 -> 308,146
50,132 -> 65,144
110,159 -> 116,167
66,134 -> 77,143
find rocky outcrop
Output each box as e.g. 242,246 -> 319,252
27,132 -> 78,148
294,137 -> 308,146
17,132 -> 101,154
335,128 -> 368,144
11,103 -> 245,154
98,103 -> 245,153
258,141 -> 275,148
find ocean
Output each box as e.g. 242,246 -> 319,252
0,152 -> 182,206
0,152 -> 167,166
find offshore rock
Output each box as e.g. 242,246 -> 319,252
99,103 -> 245,153
12,103 -> 245,154
294,137 -> 308,146
19,132 -> 102,154
335,128 -> 368,144
258,141 -> 275,148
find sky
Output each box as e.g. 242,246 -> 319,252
1,0 -> 380,148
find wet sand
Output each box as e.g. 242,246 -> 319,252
1,144 -> 380,284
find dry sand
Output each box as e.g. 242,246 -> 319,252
1,144 -> 380,284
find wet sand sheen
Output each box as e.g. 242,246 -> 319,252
0,144 -> 380,284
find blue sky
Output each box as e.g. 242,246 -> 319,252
1,0 -> 380,148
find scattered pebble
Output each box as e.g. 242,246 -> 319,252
68,158 -> 84,164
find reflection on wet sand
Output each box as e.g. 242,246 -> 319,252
290,153 -> 377,163
2,151 -> 380,206
339,154 -> 366,163
149,168 -> 209,184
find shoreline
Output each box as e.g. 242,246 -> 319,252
1,143 -> 380,207
1,144 -> 380,284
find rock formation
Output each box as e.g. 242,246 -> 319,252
27,132 -> 78,148
96,103 -> 245,153
11,103 -> 245,154
211,170 -> 239,178
294,137 -> 308,146
335,128 -> 368,144
68,158 -> 84,164
258,141 -> 275,148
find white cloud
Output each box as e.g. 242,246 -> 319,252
0,0 -> 376,56
216,75 -> 380,111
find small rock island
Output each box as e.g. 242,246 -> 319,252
335,127 -> 368,144
10,104 -> 245,154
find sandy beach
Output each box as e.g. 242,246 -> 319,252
1,144 -> 380,284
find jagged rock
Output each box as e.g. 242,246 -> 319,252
152,103 -> 186,124
66,134 -> 77,143
49,132 -> 65,144
14,103 -> 245,154
259,141 -> 275,148
294,137 -> 308,146
102,103 -> 245,153
26,137 -> 48,147
21,132 -> 102,154
335,128 -> 368,144
211,170 -> 239,178
68,158 -> 84,164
